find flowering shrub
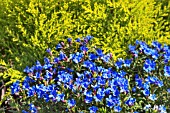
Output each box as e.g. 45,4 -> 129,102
8,36 -> 170,113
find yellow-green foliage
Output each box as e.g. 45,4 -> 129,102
0,59 -> 23,86
0,0 -> 170,71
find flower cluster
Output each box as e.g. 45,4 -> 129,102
10,36 -> 170,113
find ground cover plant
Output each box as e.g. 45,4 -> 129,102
0,0 -> 169,105
5,36 -> 170,113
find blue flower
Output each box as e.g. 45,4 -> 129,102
143,59 -> 156,73
138,41 -> 148,50
110,86 -> 120,97
149,94 -> 157,101
128,45 -> 136,52
163,44 -> 169,52
23,66 -> 30,73
158,105 -> 166,113
66,68 -> 73,73
49,89 -> 58,99
67,38 -> 72,43
135,40 -> 140,45
82,81 -> 90,89
152,41 -> 162,51
22,110 -> 28,113
105,87 -> 111,95
34,60 -> 42,71
83,60 -> 96,71
85,96 -> 93,103
143,47 -> 152,56
43,63 -> 53,69
115,58 -> 123,69
146,76 -> 162,86
70,52 -> 84,63
101,53 -> 111,63
47,84 -> 56,91
94,88 -> 105,102
76,38 -> 81,42
44,93 -> 50,102
53,57 -> 60,64
84,90 -> 93,103
145,76 -> 158,84
135,77 -> 143,89
96,66 -> 104,73
27,87 -> 35,97
43,58 -> 53,69
135,74 -> 140,79
164,59 -> 169,64
112,71 -> 119,78
56,93 -> 65,102
36,85 -> 46,98
46,48 -> 51,53
29,103 -> 37,113
118,70 -> 126,77
91,83 -> 100,91
96,49 -> 103,57
83,36 -> 93,44
10,80 -> 20,94
85,35 -> 94,41
129,43 -> 138,57
120,85 -> 129,93
68,99 -> 76,108
89,106 -> 98,113
132,87 -> 136,92
167,88 -> 170,93
58,71 -> 73,83
164,66 -> 170,77
56,43 -> 62,49
88,53 -> 98,60
116,78 -> 128,92
106,95 -> 120,108
157,80 -> 163,87
59,51 -> 67,61
24,76 -> 35,83
143,89 -> 150,96
80,45 -> 88,52
76,72 -> 84,78
124,59 -> 132,67
97,77 -> 106,86
144,104 -> 151,110
125,97 -> 136,106
35,71 -> 41,79
22,80 -> 30,90
164,51 -> 170,63
84,90 -> 93,97
44,57 -> 50,64
102,69 -> 111,79
114,106 -> 122,112
150,49 -> 159,59
143,82 -> 150,89
24,66 -> 34,73
45,70 -> 53,80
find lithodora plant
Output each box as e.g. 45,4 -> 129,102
8,36 -> 170,113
